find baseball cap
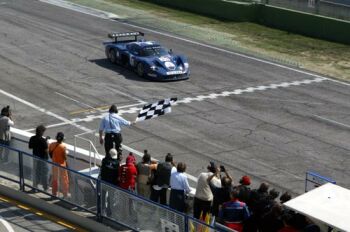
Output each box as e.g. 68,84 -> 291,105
109,148 -> 118,158
240,175 -> 251,185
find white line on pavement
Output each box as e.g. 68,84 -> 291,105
55,92 -> 96,109
23,77 -> 327,130
104,86 -> 146,104
0,217 -> 15,232
313,115 -> 350,129
0,89 -> 199,182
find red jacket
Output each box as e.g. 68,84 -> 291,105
118,163 -> 137,190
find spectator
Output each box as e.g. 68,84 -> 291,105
136,151 -> 157,198
278,212 -> 299,232
100,148 -> 121,217
245,182 -> 270,231
260,204 -> 284,232
169,162 -> 191,212
150,153 -> 176,205
236,175 -> 251,204
269,188 -> 280,201
100,148 -> 121,186
28,125 -> 49,192
211,165 -> 233,217
99,104 -> 134,155
302,225 -> 320,232
248,182 -> 270,215
193,161 -> 221,219
49,132 -> 69,199
280,191 -> 292,204
118,152 -> 138,191
0,105 -> 14,163
262,188 -> 280,214
218,187 -> 250,232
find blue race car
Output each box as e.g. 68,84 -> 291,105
103,32 -> 189,81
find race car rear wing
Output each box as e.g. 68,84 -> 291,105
108,31 -> 144,43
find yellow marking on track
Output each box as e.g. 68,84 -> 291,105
57,221 -> 77,230
69,105 -> 109,115
0,197 -> 9,202
17,204 -> 30,210
0,194 -> 88,231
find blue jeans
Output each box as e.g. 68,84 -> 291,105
0,140 -> 10,162
33,158 -> 49,190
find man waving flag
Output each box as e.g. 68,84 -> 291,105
136,98 -> 177,122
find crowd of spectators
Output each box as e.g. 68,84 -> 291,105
0,104 -> 322,231
98,148 -> 321,232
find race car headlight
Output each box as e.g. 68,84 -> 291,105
184,63 -> 189,69
150,65 -> 157,71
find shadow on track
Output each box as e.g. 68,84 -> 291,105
89,58 -> 151,82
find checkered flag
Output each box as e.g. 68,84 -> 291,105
136,98 -> 177,122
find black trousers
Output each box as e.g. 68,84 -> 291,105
104,133 -> 122,155
193,197 -> 212,219
169,189 -> 185,212
150,188 -> 168,205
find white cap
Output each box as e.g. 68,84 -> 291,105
109,148 -> 118,158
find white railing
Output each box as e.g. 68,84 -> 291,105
74,130 -> 101,175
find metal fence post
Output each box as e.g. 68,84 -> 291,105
96,179 -> 102,222
185,215 -> 189,232
18,151 -> 25,191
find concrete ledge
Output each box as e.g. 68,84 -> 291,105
0,184 -> 119,232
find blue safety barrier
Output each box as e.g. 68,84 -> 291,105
0,142 -> 235,232
305,171 -> 336,192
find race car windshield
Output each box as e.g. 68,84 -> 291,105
142,46 -> 168,57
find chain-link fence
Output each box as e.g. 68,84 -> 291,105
0,142 -> 236,232
101,182 -> 186,231
0,146 -> 20,183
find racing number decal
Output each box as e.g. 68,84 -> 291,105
129,55 -> 135,67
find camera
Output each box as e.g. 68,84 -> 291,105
220,165 -> 226,172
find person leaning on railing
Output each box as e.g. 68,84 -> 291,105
193,161 -> 221,219
169,162 -> 191,212
217,187 -> 250,232
136,150 -> 157,199
0,105 -> 14,163
28,125 -> 49,192
49,132 -> 69,199
150,153 -> 176,205
100,148 -> 121,217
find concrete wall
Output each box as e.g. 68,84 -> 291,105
141,0 -> 350,44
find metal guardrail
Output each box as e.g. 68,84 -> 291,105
305,171 -> 336,192
0,143 -> 235,232
74,130 -> 102,175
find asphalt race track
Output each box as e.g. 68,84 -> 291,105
0,197 -> 70,231
1,0 -> 350,195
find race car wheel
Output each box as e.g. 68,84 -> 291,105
109,49 -> 117,64
137,63 -> 145,77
